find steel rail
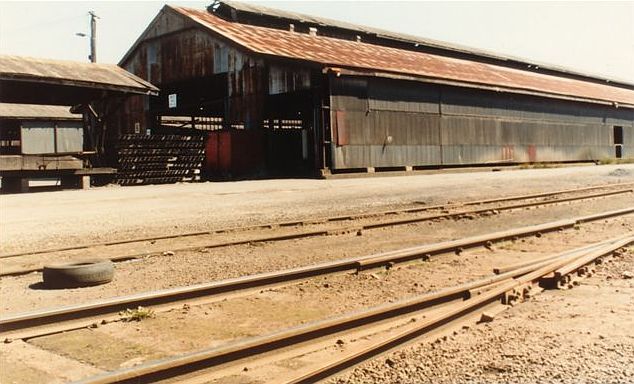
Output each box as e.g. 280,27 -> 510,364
283,236 -> 634,384
71,237 -> 633,384
2,182 -> 631,260
0,219 -> 576,335
2,207 -> 632,340
2,187 -> 631,278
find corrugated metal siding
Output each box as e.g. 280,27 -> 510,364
373,111 -> 440,145
441,117 -> 609,146
441,87 -> 610,124
440,145 -> 613,164
333,145 -> 441,168
330,76 -> 633,169
368,78 -> 439,114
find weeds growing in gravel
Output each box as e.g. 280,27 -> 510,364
119,306 -> 155,322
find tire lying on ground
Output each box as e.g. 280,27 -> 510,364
42,259 -> 114,288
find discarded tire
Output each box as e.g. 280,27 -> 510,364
42,259 -> 114,288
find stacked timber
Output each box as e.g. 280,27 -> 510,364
115,134 -> 204,185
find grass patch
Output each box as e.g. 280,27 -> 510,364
519,162 -> 557,169
119,306 -> 155,322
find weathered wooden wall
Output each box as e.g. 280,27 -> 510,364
117,7 -> 272,133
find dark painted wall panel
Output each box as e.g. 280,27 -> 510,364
329,76 -> 634,169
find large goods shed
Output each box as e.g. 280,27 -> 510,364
117,0 -> 634,178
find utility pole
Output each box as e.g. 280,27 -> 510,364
88,11 -> 98,63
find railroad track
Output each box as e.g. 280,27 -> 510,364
2,207 -> 632,343
1,182 -> 632,277
66,234 -> 632,384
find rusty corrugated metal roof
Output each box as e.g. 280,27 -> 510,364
172,6 -> 634,107
217,0 -> 634,87
0,103 -> 81,120
0,55 -> 158,94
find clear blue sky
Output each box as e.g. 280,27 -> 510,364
1,1 -> 633,82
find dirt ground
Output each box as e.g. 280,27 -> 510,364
1,164 -> 633,253
0,164 -> 633,384
1,191 -> 632,314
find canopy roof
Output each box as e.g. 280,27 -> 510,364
0,55 -> 158,105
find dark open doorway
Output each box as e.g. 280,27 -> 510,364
614,126 -> 623,158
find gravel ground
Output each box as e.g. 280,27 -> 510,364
2,192 -> 631,314
1,164 -> 633,384
331,248 -> 634,384
9,217 -> 632,384
1,164 -> 633,253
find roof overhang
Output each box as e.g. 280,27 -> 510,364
324,67 -> 634,109
0,55 -> 159,106
0,103 -> 81,120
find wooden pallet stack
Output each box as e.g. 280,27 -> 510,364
115,134 -> 205,186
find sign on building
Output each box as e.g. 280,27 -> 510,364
168,93 -> 177,109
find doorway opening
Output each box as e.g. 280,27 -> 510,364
614,126 -> 623,159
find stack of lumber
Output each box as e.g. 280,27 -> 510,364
115,134 -> 204,185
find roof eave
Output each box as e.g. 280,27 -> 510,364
325,67 -> 634,109
0,74 -> 158,96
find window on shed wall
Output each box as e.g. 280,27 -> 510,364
613,126 -> 623,145
213,44 -> 229,74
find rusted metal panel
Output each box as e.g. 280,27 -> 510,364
332,144 -> 440,169
124,29 -> 219,86
334,110 -> 348,145
268,65 -> 310,95
229,56 -> 265,97
119,6 -> 200,68
440,114 -> 612,147
441,144 -> 613,164
205,130 -> 265,177
215,0 -> 633,89
171,6 -> 634,107
159,29 -> 216,84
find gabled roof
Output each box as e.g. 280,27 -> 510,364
0,103 -> 81,120
0,55 -> 158,95
168,6 -> 634,108
214,0 -> 633,87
